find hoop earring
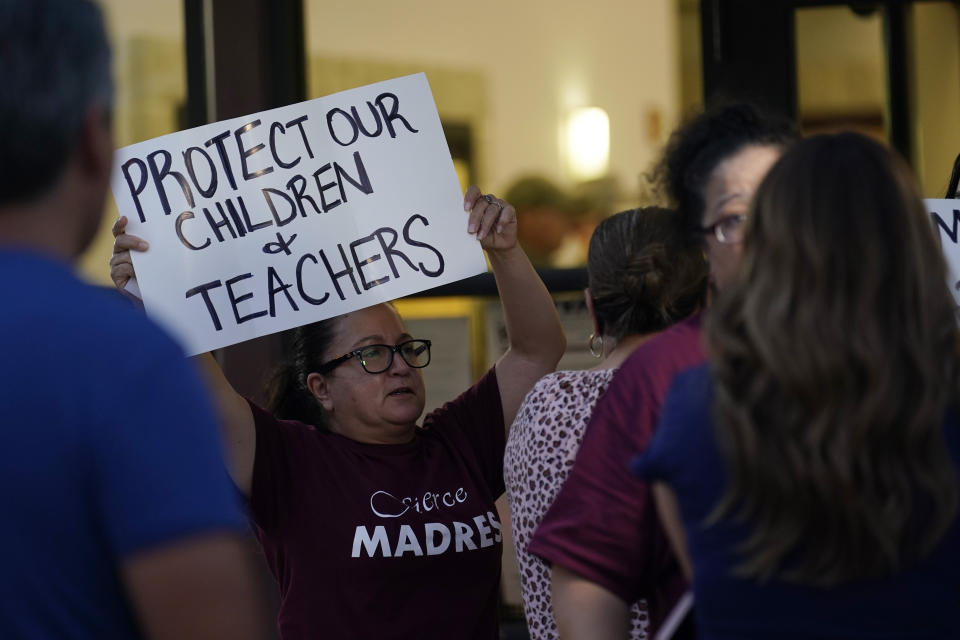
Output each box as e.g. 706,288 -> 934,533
588,333 -> 604,359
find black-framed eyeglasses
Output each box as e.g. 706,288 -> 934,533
317,339 -> 432,375
700,214 -> 746,244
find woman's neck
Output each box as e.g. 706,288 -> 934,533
590,332 -> 656,371
327,420 -> 418,445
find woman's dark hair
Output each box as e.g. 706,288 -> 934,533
706,132 -> 960,586
654,103 -> 798,239
1,0 -> 113,205
265,317 -> 342,429
588,207 -> 707,341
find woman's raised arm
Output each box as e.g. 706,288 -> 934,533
463,186 -> 566,429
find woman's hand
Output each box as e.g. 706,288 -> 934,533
109,215 -> 148,291
463,185 -> 517,253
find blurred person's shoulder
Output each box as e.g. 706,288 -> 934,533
618,313 -> 705,382
0,249 -> 186,364
528,368 -> 616,399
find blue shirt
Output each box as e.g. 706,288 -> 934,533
636,363 -> 960,639
0,250 -> 247,639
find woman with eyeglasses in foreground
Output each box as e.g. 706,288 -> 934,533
636,132 -> 960,638
110,185 -> 566,640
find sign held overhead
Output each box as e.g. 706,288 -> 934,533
111,73 -> 487,356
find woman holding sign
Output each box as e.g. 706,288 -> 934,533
111,185 -> 565,640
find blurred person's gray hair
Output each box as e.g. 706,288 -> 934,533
0,0 -> 113,206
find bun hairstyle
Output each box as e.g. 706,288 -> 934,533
587,207 -> 707,341
265,317 -> 342,429
654,103 -> 798,238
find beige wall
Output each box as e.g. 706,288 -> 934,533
305,0 -> 680,196
677,0 -> 702,113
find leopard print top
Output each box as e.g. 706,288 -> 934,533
504,369 -> 649,640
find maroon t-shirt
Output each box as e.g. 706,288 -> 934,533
528,314 -> 705,630
249,368 -> 505,640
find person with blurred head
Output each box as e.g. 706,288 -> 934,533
529,103 -> 798,638
637,132 -> 960,638
504,207 -> 707,640
0,1 -> 262,638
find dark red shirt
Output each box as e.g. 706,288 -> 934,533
529,314 -> 705,629
249,368 -> 505,640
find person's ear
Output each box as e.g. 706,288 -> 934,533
306,372 -> 334,412
584,287 -> 600,336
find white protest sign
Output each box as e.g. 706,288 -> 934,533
110,73 -> 487,356
927,199 -> 960,306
